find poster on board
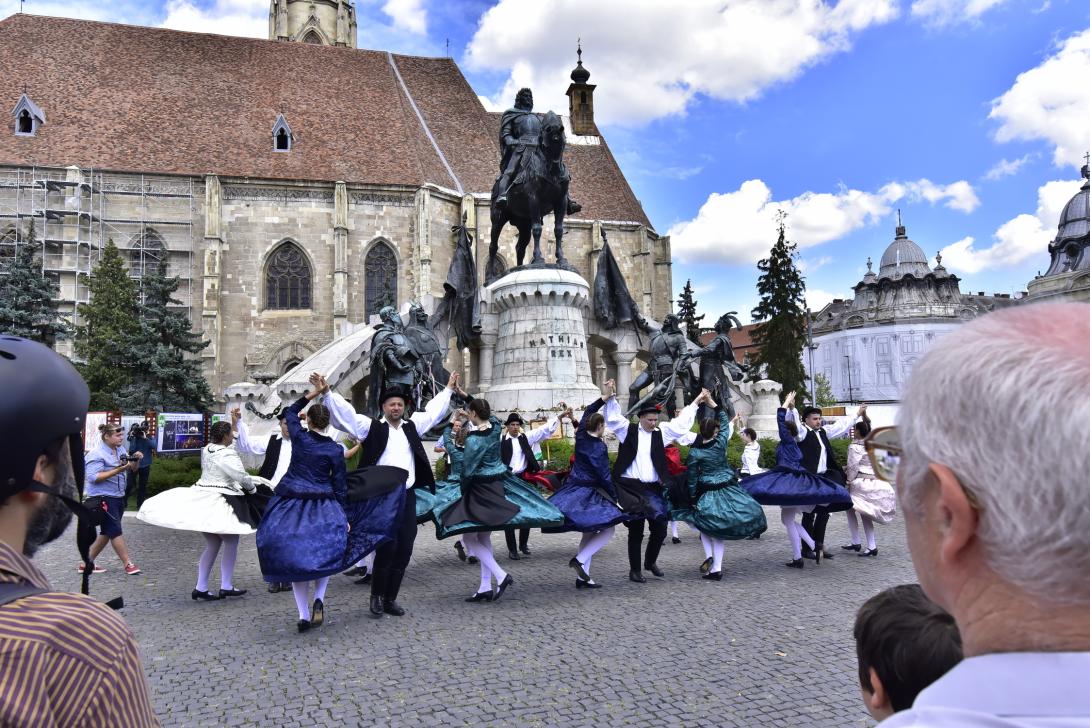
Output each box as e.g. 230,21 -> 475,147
156,413 -> 206,453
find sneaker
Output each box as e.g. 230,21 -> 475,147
124,562 -> 141,575
77,562 -> 106,574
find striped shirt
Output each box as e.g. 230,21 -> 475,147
0,541 -> 159,727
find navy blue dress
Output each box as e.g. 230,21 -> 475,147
545,398 -> 634,533
257,398 -> 404,582
739,408 -> 852,508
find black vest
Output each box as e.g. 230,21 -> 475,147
257,435 -> 284,481
612,424 -> 669,483
799,428 -> 843,476
500,433 -> 541,474
359,420 -> 435,489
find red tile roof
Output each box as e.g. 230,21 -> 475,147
0,13 -> 654,227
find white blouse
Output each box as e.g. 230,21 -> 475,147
741,442 -> 763,475
195,444 -> 261,496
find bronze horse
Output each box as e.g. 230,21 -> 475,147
486,110 -> 572,282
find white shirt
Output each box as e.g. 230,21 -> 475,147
502,416 -> 559,474
741,442 -> 763,475
878,651 -> 1090,727
234,421 -> 294,488
324,388 -> 452,488
785,407 -> 855,474
603,398 -> 698,483
195,444 -> 263,495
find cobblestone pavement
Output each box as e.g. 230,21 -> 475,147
36,508 -> 917,727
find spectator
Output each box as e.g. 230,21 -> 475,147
873,302 -> 1090,726
854,584 -> 962,722
0,336 -> 159,726
84,424 -> 142,575
127,426 -> 156,509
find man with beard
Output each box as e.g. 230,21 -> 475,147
0,337 -> 158,726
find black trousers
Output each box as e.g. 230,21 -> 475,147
126,468 -> 150,508
371,488 -> 418,602
504,528 -> 530,552
801,469 -> 845,550
623,519 -> 667,572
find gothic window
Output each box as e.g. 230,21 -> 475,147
282,358 -> 302,375
275,129 -> 290,150
16,110 -> 32,135
302,30 -> 322,44
129,229 -> 166,279
364,241 -> 397,317
0,226 -> 16,268
12,95 -> 44,137
272,114 -> 293,152
265,242 -> 311,310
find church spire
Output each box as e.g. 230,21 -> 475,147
269,1 -> 357,48
566,40 -> 597,136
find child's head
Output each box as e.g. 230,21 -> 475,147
853,584 -> 963,721
741,427 -> 757,444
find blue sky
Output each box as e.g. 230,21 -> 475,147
8,0 -> 1090,321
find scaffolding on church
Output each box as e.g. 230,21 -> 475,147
0,165 -> 196,358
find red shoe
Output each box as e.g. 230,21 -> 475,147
124,562 -> 141,575
77,563 -> 106,574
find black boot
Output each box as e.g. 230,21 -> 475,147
383,569 -> 407,616
369,594 -> 384,617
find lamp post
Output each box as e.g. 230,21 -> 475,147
843,354 -> 854,405
805,308 -> 818,395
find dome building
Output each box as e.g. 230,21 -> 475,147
805,222 -> 1018,404
1025,162 -> 1090,303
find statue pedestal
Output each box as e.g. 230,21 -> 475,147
479,268 -> 602,412
747,379 -> 783,440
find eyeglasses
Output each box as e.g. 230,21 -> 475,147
863,426 -> 901,483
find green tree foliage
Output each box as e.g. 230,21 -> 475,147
676,279 -> 705,344
75,239 -> 141,410
116,260 -> 214,412
813,372 -> 837,407
0,219 -> 70,344
749,212 -> 809,398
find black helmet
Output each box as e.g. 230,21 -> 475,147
0,336 -> 89,498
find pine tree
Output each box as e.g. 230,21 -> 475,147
0,219 -> 70,345
75,239 -> 141,410
676,279 -> 705,344
117,260 -> 214,412
749,212 -> 809,398
813,373 -> 836,407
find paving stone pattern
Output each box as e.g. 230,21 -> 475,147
36,510 -> 917,727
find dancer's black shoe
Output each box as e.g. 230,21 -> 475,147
519,546 -> 532,557
671,537 -> 681,544
575,579 -> 602,589
702,571 -> 723,581
354,573 -> 372,585
645,562 -> 664,578
297,619 -> 311,633
342,566 -> 365,576
455,542 -> 467,562
494,575 -> 514,602
191,589 -> 221,601
569,557 -> 591,582
786,558 -> 804,569
382,599 -> 406,616
467,556 -> 479,564
507,550 -> 520,561
369,595 -> 384,617
841,543 -> 862,552
465,591 -> 494,603
310,598 -> 325,627
859,548 -> 878,557
628,570 -> 646,583
219,588 -> 246,598
699,557 -> 713,574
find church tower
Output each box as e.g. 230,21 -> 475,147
269,1 -> 357,48
565,42 -> 597,136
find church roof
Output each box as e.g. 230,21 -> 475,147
878,225 -> 931,280
1054,167 -> 1090,245
0,13 -> 651,227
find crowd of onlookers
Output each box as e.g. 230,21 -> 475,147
2,301 -> 1089,726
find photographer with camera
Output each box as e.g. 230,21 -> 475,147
83,423 -> 143,575
127,425 -> 156,509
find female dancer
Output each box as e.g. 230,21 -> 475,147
546,380 -> 627,589
740,391 -> 851,569
669,403 -> 767,580
431,397 -> 565,603
738,426 -> 763,477
841,417 -> 896,557
436,411 -> 477,564
138,421 -> 272,600
257,393 -> 404,632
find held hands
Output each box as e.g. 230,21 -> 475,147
307,372 -> 330,398
602,378 -> 616,400
695,388 -> 712,405
230,407 -> 242,425
446,371 -> 462,394
856,403 -> 868,418
783,390 -> 797,409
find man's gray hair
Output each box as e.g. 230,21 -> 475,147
898,302 -> 1090,604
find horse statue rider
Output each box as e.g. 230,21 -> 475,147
486,87 -> 582,283
626,314 -> 699,419
690,312 -> 748,420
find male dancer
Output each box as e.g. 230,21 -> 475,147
604,388 -> 710,582
316,371 -> 460,617
500,410 -> 566,560
785,402 -> 865,560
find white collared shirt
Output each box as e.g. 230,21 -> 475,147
784,407 -> 855,474
502,416 -> 559,474
603,398 -> 698,483
878,651 -> 1090,727
741,442 -> 763,475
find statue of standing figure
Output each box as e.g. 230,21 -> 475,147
366,306 -> 418,415
403,303 -> 451,410
486,87 -> 582,282
690,312 -> 748,420
626,314 -> 698,418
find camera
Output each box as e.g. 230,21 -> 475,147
119,453 -> 142,463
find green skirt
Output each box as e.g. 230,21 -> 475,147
431,471 -> 564,539
669,483 -> 767,540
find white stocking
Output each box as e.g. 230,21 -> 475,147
219,534 -> 239,590
196,533 -> 221,592
291,582 -> 311,620
861,515 -> 877,550
699,532 -> 713,559
711,538 -> 725,573
846,509 -> 861,546
575,527 -> 614,579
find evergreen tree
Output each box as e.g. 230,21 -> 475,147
0,219 -> 70,345
676,279 -> 705,344
75,239 -> 141,410
117,260 -> 214,412
749,212 -> 809,397
813,372 -> 836,407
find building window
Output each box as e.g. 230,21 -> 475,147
901,335 -> 922,354
12,94 -> 45,137
876,337 -> 890,357
364,241 -> 397,317
129,229 -> 166,280
272,114 -> 293,152
282,358 -> 302,375
302,30 -> 322,44
16,110 -> 32,135
580,91 -> 587,105
0,226 -> 16,267
877,362 -> 893,386
265,242 -> 311,310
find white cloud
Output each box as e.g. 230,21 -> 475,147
910,0 -> 1009,26
805,288 -> 845,311
159,0 -> 267,38
465,0 -> 898,126
984,154 -> 1032,181
7,0 -> 154,23
668,177 -> 980,265
938,178 -> 1079,273
990,28 -> 1090,169
382,0 -> 427,35
798,256 -> 833,273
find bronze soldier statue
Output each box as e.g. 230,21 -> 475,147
367,306 -> 418,416
626,315 -> 697,418
403,303 -> 450,410
691,312 -> 747,420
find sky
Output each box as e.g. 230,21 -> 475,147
6,0 -> 1090,322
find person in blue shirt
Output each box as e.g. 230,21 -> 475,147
126,426 -> 155,509
84,423 -> 143,575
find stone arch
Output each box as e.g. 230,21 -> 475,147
128,228 -> 166,279
265,341 -> 315,378
362,237 -> 398,319
263,239 -> 313,310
